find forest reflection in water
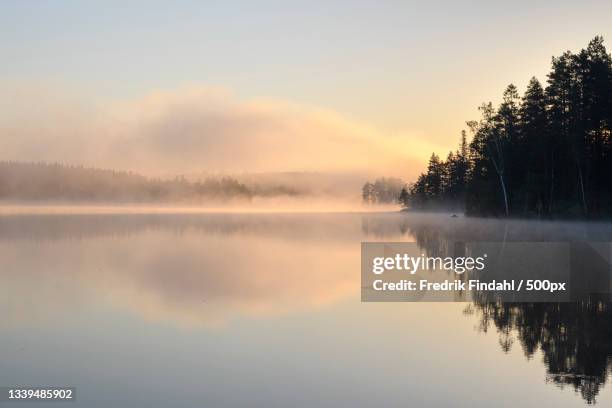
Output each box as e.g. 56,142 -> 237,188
1,211 -> 612,405
362,212 -> 612,404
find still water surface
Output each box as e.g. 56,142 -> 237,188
1,212 -> 611,407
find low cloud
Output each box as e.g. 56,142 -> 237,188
0,85 -> 440,179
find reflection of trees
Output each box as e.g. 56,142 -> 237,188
0,213 -> 359,242
362,212 -> 612,243
469,300 -> 612,404
362,213 -> 612,404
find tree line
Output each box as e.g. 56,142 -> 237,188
404,36 -> 612,218
0,161 -> 298,203
362,177 -> 405,205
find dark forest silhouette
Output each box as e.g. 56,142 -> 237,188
0,161 -> 299,203
404,37 -> 612,218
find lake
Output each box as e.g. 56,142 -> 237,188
1,211 -> 611,407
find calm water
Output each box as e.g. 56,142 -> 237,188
1,211 -> 612,407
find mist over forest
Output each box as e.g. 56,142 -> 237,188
6,37 -> 612,217
402,37 -> 612,219
0,161 -> 295,204
0,161 -> 374,206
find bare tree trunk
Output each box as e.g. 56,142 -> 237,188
576,162 -> 588,216
487,137 -> 509,218
501,220 -> 508,252
498,173 -> 509,217
549,156 -> 554,214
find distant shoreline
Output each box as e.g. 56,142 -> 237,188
0,204 -> 400,215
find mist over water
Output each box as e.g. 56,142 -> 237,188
1,210 -> 611,406
0,199 -> 400,216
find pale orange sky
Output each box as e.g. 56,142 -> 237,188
1,1 -> 612,180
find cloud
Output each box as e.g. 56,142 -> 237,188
0,85 -> 441,179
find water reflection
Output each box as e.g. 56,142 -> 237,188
467,300 -> 612,404
0,213 -> 368,327
2,211 -> 612,405
363,212 -> 612,404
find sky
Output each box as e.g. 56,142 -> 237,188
1,0 -> 612,180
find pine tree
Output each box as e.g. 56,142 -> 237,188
520,77 -> 549,215
404,37 -> 612,218
362,182 -> 375,204
398,187 -> 409,208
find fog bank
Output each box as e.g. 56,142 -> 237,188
1,85 -> 439,180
